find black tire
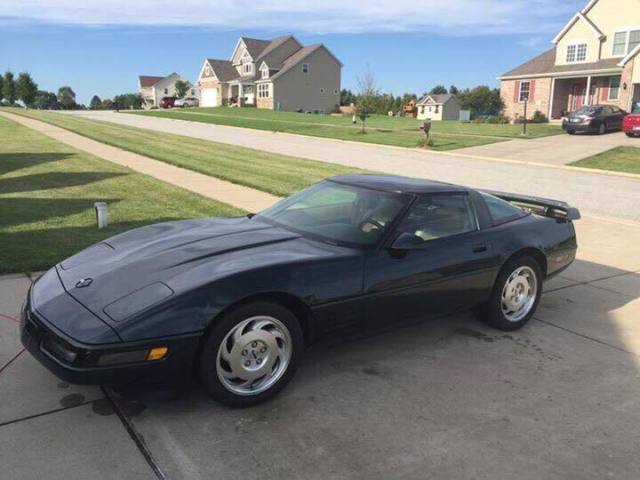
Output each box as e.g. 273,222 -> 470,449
599,122 -> 607,135
480,256 -> 543,331
199,301 -> 304,407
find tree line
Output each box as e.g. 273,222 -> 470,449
0,69 -> 142,110
342,83 -> 504,119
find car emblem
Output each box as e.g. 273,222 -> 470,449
75,278 -> 93,288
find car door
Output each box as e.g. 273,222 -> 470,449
362,193 -> 498,333
610,106 -> 625,129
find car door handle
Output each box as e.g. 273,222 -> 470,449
472,243 -> 488,253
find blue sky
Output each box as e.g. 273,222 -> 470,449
0,1 -> 585,105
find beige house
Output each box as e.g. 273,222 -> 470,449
138,73 -> 193,108
416,94 -> 461,121
500,0 -> 640,120
197,35 -> 342,112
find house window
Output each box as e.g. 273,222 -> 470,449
320,88 -> 325,94
435,105 -> 440,114
566,43 -> 587,63
608,76 -> 621,100
242,63 -> 253,74
302,63 -> 309,73
258,83 -> 270,98
261,67 -> 269,79
518,81 -> 531,102
613,29 -> 640,56
204,65 -> 212,76
164,88 -> 168,94
334,88 -> 339,95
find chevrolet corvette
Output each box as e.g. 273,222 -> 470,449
21,174 -> 579,406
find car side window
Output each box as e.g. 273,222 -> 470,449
480,192 -> 524,225
397,194 -> 477,243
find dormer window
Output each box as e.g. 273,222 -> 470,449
566,43 -> 587,63
261,66 -> 269,79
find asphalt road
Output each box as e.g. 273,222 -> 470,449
66,110 -> 640,223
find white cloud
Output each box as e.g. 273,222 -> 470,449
0,0 -> 582,34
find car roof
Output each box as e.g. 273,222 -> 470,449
328,174 -> 470,195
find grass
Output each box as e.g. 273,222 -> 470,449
9,108 -> 361,197
0,114 -> 244,274
132,107 -> 562,150
570,146 -> 640,175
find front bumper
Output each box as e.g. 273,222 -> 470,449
20,299 -> 201,386
564,122 -> 598,133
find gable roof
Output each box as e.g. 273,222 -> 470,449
552,11 -> 605,44
240,37 -> 271,59
255,35 -> 303,70
270,44 -> 342,80
139,75 -> 164,87
206,59 -> 240,82
500,47 -> 622,78
417,94 -> 457,105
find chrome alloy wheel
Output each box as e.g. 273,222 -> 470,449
216,316 -> 292,396
501,266 -> 538,322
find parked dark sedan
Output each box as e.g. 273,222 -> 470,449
21,175 -> 579,407
563,105 -> 627,134
158,96 -> 176,108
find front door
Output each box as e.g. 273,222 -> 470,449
571,84 -> 585,111
363,193 -> 497,332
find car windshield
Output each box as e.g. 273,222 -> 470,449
256,181 -> 409,246
574,106 -> 599,115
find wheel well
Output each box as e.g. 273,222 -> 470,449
506,248 -> 547,277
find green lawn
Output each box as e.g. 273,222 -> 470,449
0,115 -> 243,274
132,107 -> 562,150
9,108 -> 361,197
570,146 -> 640,175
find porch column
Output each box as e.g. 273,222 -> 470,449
548,78 -> 556,119
585,76 -> 592,105
238,83 -> 243,107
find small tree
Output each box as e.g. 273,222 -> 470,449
16,72 -> 38,107
89,95 -> 102,110
2,71 -> 16,105
57,86 -> 77,110
174,80 -> 191,99
0,75 -> 3,102
449,85 -> 460,96
356,66 -> 377,133
33,91 -> 59,109
430,85 -> 448,95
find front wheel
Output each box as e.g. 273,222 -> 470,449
200,301 -> 304,407
481,256 -> 542,331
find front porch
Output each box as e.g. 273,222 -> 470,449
227,82 -> 255,107
549,74 -> 624,119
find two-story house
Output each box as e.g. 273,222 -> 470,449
138,73 -> 194,108
500,0 -> 640,120
197,35 -> 342,112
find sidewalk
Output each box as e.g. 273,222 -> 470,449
0,111 -> 279,213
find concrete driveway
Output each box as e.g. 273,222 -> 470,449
457,130 -> 637,165
2,216 -> 640,480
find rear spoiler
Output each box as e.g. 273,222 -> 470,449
481,190 -> 581,221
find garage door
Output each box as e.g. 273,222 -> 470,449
201,88 -> 218,107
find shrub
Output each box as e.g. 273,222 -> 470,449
531,110 -> 549,123
472,115 -> 510,124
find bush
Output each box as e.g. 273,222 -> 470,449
514,111 -> 549,124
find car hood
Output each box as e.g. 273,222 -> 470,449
56,217 -> 305,322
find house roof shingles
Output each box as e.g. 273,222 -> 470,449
206,59 -> 240,82
418,94 -> 457,105
501,48 -> 623,78
271,44 -> 323,80
241,37 -> 271,59
139,75 -> 164,87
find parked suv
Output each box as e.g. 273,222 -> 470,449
174,97 -> 199,108
159,96 -> 176,108
563,105 -> 627,135
623,102 -> 640,138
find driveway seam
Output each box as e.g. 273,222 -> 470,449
102,387 -> 168,480
0,348 -> 25,376
0,398 -> 96,428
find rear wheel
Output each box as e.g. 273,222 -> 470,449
200,301 -> 303,407
598,122 -> 607,135
481,256 -> 542,331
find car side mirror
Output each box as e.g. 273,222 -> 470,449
390,232 -> 424,251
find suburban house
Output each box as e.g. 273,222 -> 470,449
138,73 -> 196,108
500,0 -> 640,120
197,35 -> 342,112
416,94 -> 461,121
